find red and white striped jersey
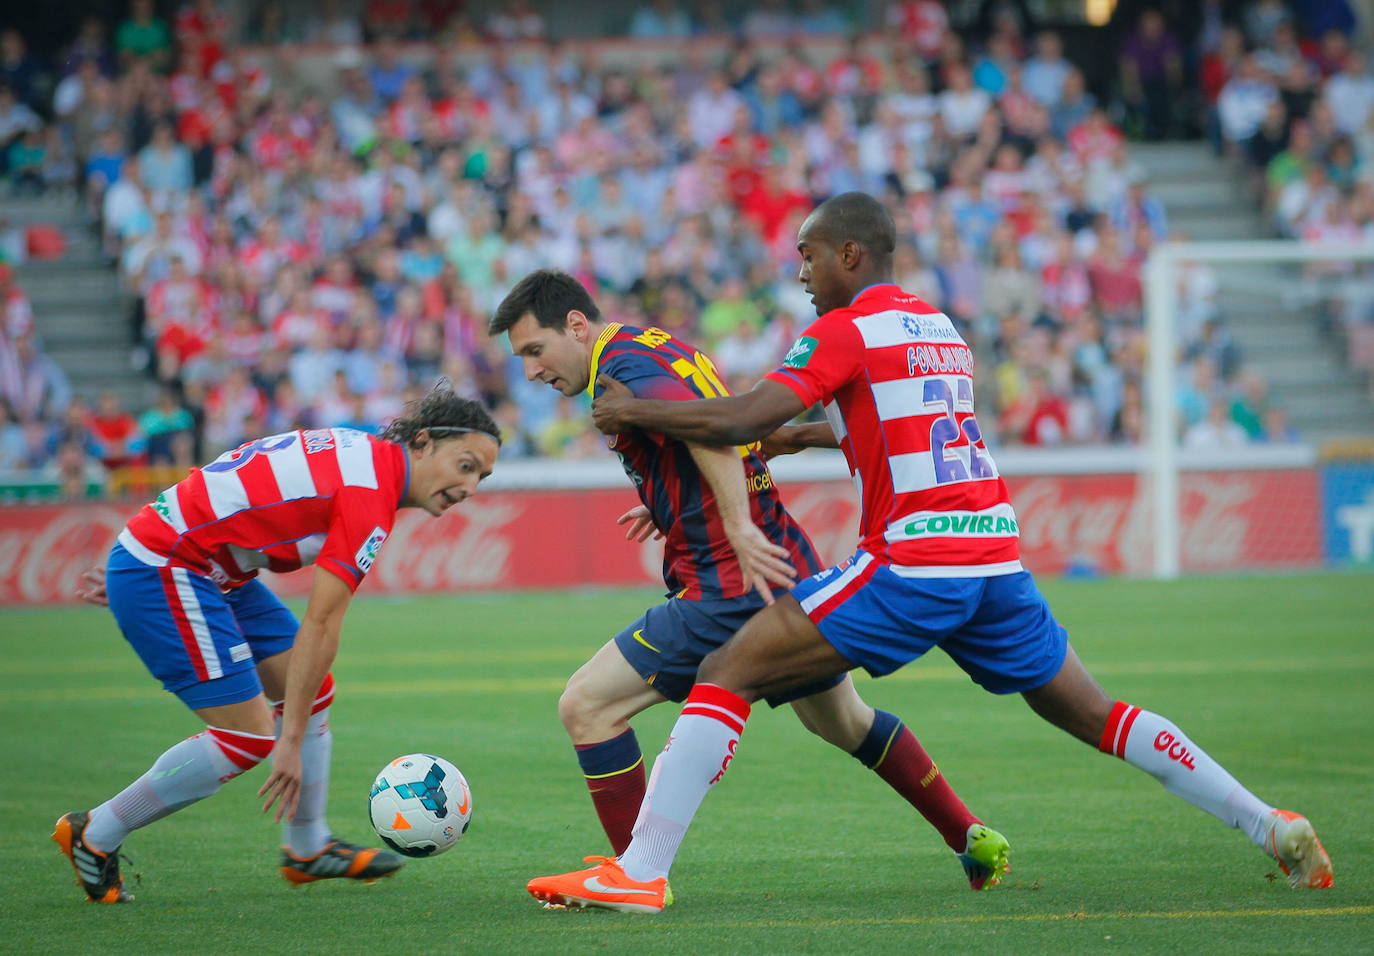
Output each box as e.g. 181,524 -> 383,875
766,284 -> 1020,576
119,428 -> 409,592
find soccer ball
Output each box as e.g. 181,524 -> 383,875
368,754 -> 472,858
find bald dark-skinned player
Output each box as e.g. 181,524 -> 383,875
526,192 -> 1333,913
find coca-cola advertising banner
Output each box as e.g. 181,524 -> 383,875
0,469 -> 1322,606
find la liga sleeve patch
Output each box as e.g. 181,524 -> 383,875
355,526 -> 388,573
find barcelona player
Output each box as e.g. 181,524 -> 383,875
54,388 -> 500,903
490,269 -> 1010,897
527,193 -> 1333,912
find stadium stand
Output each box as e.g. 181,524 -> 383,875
3,0 -> 1371,500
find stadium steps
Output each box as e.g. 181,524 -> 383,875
8,195 -> 156,414
1134,141 -> 1374,441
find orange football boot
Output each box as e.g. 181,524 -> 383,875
527,856 -> 671,913
1265,810 -> 1333,889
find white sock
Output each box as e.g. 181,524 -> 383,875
618,684 -> 750,882
1101,702 -> 1274,847
84,727 -> 276,852
278,674 -> 336,858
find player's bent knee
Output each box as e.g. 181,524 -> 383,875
557,680 -> 588,733
195,699 -> 275,738
557,677 -> 622,741
791,685 -> 873,751
227,710 -> 276,739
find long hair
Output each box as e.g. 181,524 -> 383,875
379,385 -> 501,448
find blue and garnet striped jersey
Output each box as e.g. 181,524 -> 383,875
588,323 -> 823,601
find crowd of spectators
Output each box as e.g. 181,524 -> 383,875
5,0 -> 1361,498
1204,1 -> 1374,393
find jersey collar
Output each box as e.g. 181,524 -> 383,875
586,322 -> 623,397
850,282 -> 899,306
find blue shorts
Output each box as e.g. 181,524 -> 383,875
791,551 -> 1068,695
613,592 -> 844,706
106,542 -> 299,709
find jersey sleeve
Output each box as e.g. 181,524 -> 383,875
596,348 -> 699,402
315,486 -> 398,591
764,311 -> 864,407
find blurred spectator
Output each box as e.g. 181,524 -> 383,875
90,392 -> 145,468
1260,406 -> 1300,443
1023,31 -> 1071,108
138,122 -> 193,193
139,388 -> 195,465
1120,10 -> 1185,139
0,30 -> 40,109
629,0 -> 693,39
116,0 -> 173,72
487,0 -> 545,42
1184,398 -> 1250,447
1245,0 -> 1292,48
887,0 -> 949,63
1000,368 -> 1069,446
3,334 -> 71,422
0,84 -> 41,175
1324,51 -> 1374,134
1219,56 -> 1279,148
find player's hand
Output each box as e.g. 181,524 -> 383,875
617,505 -> 664,543
724,521 -> 797,605
759,426 -> 803,460
258,740 -> 302,823
76,565 -> 109,606
591,374 -> 636,434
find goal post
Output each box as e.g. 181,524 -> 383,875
1143,240 -> 1374,580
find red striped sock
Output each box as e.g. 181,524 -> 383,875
207,726 -> 276,772
1099,700 -> 1144,758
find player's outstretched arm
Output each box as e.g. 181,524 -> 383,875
760,422 -> 839,458
686,442 -> 797,604
593,375 -> 805,447
259,567 -> 353,823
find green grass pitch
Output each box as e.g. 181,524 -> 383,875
2,573 -> 1372,954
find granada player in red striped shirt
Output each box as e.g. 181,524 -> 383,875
54,388 -> 500,903
527,193 -> 1332,912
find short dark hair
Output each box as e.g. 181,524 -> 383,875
808,191 -> 896,267
489,269 -> 601,336
380,384 -> 501,448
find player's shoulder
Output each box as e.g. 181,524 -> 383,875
601,323 -> 686,356
839,285 -> 962,344
598,324 -> 685,371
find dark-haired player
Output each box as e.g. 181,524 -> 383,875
53,389 -> 501,903
491,269 -> 1009,905
527,192 -> 1333,912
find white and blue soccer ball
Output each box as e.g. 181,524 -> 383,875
368,754 -> 472,857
